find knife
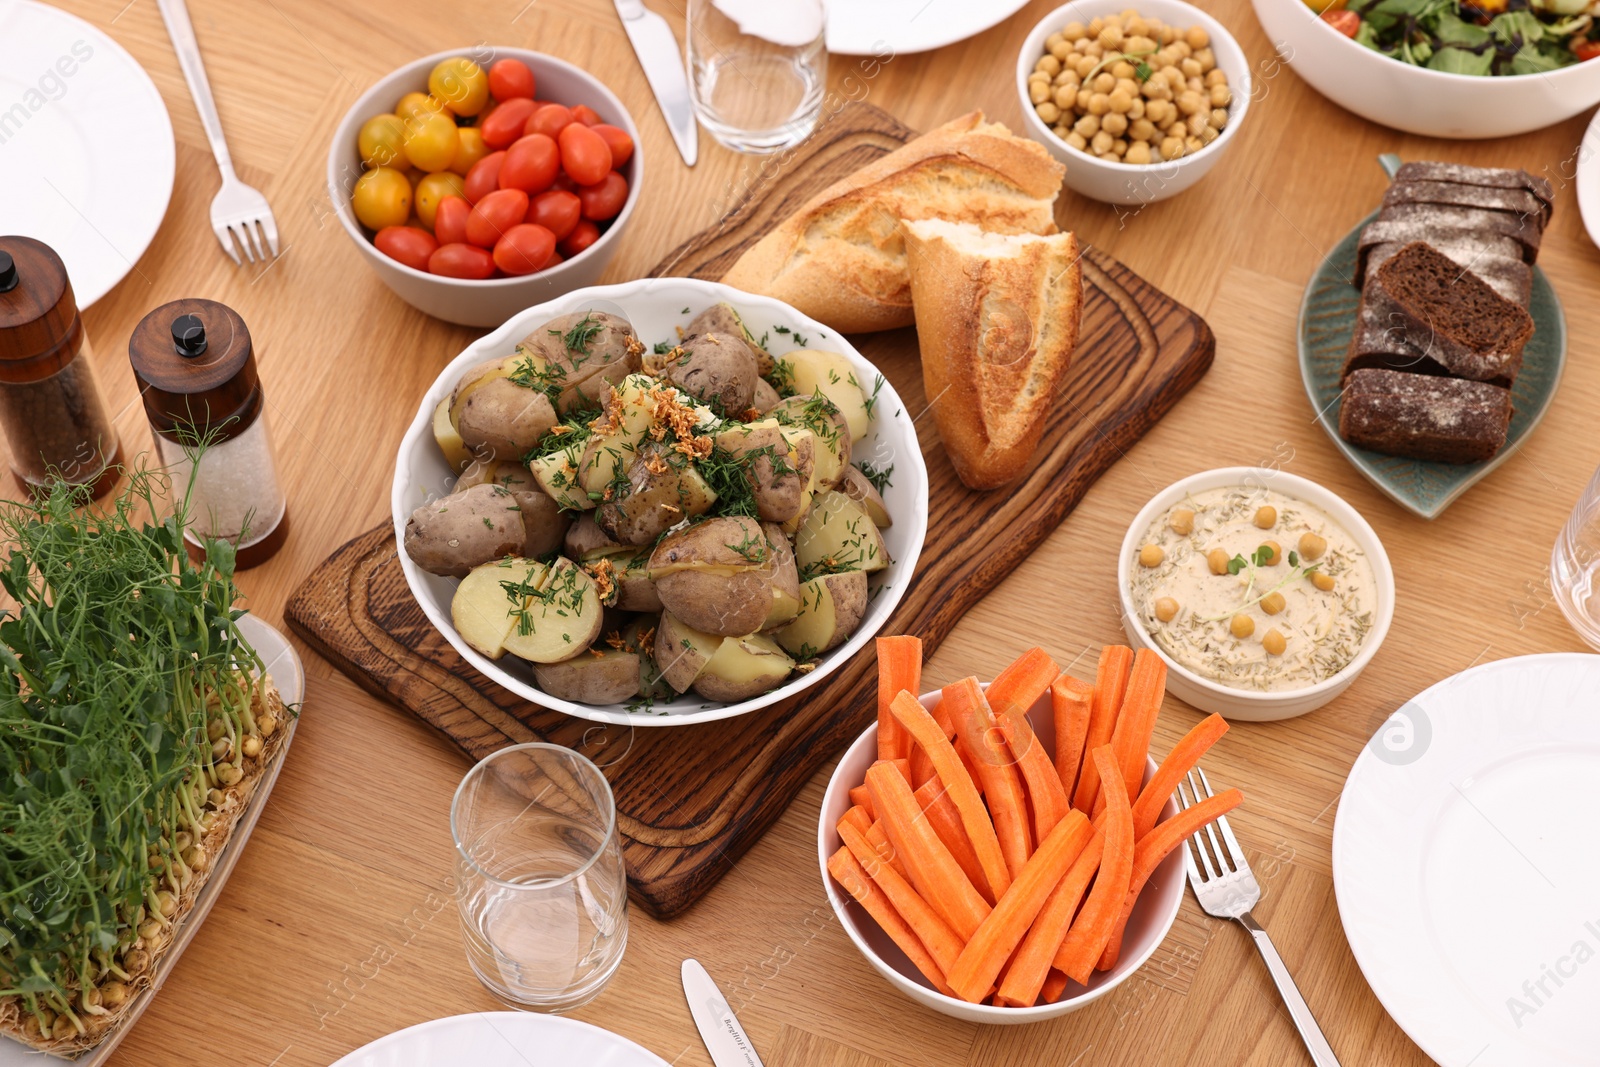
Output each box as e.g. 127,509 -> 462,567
682,958 -> 764,1067
614,0 -> 699,166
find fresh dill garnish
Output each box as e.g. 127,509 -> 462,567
857,460 -> 894,494
551,312 -> 602,355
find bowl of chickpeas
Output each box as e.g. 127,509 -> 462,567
1016,0 -> 1251,206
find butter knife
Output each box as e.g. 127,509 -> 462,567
614,0 -> 698,166
682,958 -> 764,1067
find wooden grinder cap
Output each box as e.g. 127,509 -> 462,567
129,298 -> 262,441
0,235 -> 82,384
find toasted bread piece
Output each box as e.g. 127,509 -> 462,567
720,112 -> 1064,334
902,219 -> 1082,489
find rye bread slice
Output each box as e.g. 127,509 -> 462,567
1382,180 -> 1549,228
1362,239 -> 1531,305
1339,367 -> 1512,464
1339,297 -> 1505,387
1393,161 -> 1553,213
1354,222 -> 1526,285
1376,202 -> 1543,261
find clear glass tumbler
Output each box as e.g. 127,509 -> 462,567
451,744 -> 628,1012
1551,463 -> 1600,649
687,0 -> 827,154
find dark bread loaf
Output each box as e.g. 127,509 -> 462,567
1361,239 -> 1531,305
1392,161 -> 1553,215
1382,180 -> 1549,228
1354,222 -> 1528,284
1376,202 -> 1543,261
1339,367 -> 1513,464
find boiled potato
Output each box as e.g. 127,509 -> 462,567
776,570 -> 868,658
714,420 -> 813,525
778,350 -> 871,441
404,484 -> 523,577
433,396 -> 474,470
534,647 -> 640,705
752,378 -> 780,415
584,548 -> 662,613
794,491 -> 890,575
454,460 -> 572,557
658,332 -> 759,416
501,557 -> 604,663
564,514 -> 625,560
686,301 -> 773,375
516,311 -> 643,414
693,633 -> 795,702
761,522 -> 801,630
457,377 -> 559,463
769,395 -> 850,488
576,375 -> 657,494
452,558 -> 544,660
529,444 -> 592,510
622,615 -> 674,700
448,358 -> 512,428
651,516 -> 775,637
654,610 -> 722,693
841,464 -> 892,528
596,442 -> 718,545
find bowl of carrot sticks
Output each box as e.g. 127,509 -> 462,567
819,638 -> 1240,1022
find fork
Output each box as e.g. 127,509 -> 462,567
156,0 -> 280,264
1181,767 -> 1343,1067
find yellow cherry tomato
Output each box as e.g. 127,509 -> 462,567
357,114 -> 410,169
429,57 -> 489,117
414,171 -> 466,229
351,167 -> 413,230
396,91 -> 450,123
404,111 -> 459,173
449,127 -> 489,176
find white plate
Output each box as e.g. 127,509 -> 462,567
826,0 -> 1029,56
1578,107 -> 1600,253
0,613 -> 301,1065
392,277 -> 929,727
1333,654 -> 1600,1067
329,1012 -> 670,1067
0,0 -> 174,307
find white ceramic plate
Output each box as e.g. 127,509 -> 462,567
392,277 -> 929,727
0,0 -> 174,307
0,613 -> 301,1066
1333,654 -> 1600,1067
1578,107 -> 1600,253
329,1012 -> 670,1066
826,0 -> 1029,56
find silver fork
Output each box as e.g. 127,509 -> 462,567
1181,767 -> 1343,1067
156,0 -> 280,264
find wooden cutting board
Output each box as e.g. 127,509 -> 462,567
285,103 -> 1214,920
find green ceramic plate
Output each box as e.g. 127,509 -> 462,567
1298,210 -> 1566,520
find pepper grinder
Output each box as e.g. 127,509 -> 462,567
128,298 -> 289,569
0,236 -> 122,498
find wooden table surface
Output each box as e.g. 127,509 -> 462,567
23,0 -> 1599,1063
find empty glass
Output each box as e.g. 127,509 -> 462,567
1552,464 -> 1600,650
451,744 -> 627,1012
687,0 -> 827,154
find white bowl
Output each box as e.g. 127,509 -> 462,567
817,686 -> 1184,1024
1116,467 -> 1395,722
1016,0 -> 1252,206
392,278 -> 929,727
327,48 -> 642,328
1253,0 -> 1600,139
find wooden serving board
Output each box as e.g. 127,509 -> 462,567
285,103 -> 1213,920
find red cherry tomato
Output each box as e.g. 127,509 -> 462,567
572,104 -> 603,126
1577,39 -> 1600,61
466,187 -> 530,248
551,172 -> 577,193
493,223 -> 557,275
559,123 -> 613,186
428,242 -> 496,279
577,171 -> 629,221
1320,9 -> 1360,36
487,58 -> 535,101
463,151 -> 506,204
559,219 -> 600,258
499,133 -> 561,193
545,250 -> 564,267
479,98 -> 538,149
590,124 -> 634,168
524,103 -> 574,140
374,225 -> 438,271
526,189 -> 582,240
434,195 -> 471,246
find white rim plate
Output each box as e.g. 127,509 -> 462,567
1333,653 -> 1600,1067
826,0 -> 1030,56
328,1012 -> 671,1066
0,0 -> 174,307
1578,105 -> 1600,253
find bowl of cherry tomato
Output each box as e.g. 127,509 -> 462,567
327,48 -> 641,327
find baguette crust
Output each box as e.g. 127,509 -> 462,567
903,219 -> 1082,489
721,112 -> 1065,333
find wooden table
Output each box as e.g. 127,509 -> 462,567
28,0 -> 1599,1063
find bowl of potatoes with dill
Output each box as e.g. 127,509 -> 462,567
1116,467 -> 1395,721
1016,0 -> 1253,205
393,279 -> 928,727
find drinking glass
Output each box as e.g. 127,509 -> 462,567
451,743 -> 628,1012
687,0 -> 827,154
1551,464 -> 1600,649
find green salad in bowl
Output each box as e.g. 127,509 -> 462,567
1314,0 -> 1598,75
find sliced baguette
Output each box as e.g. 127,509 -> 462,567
720,112 -> 1064,334
902,219 -> 1082,490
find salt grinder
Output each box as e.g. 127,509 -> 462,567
128,299 -> 289,569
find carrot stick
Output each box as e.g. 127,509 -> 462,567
876,636 -> 922,763
889,691 -> 1011,900
996,831 -> 1105,1006
872,757 -> 912,785
944,677 -> 1033,879
1040,968 -> 1070,1003
864,821 -> 908,880
848,784 -> 874,817
1070,646 -> 1134,813
1054,747 -> 1133,983
1051,674 -> 1094,801
1106,649 -> 1169,808
909,744 -> 935,788
866,761 -> 991,940
994,691 -> 1072,842
984,647 -> 1059,721
839,821 -> 966,974
953,738 -> 985,796
839,805 -> 873,837
915,779 -> 994,903
827,847 -> 955,997
1131,713 -> 1228,840
946,810 -> 1093,1003
1098,787 -> 1243,971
